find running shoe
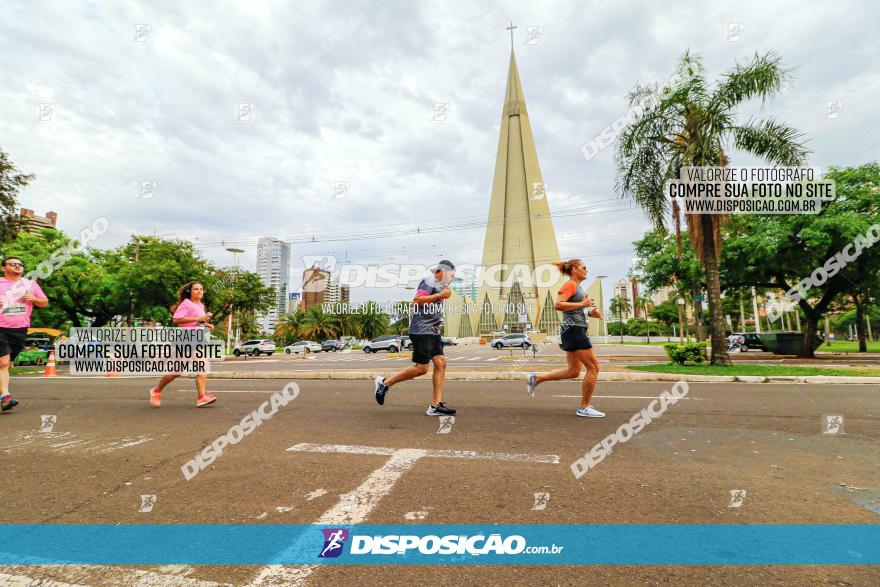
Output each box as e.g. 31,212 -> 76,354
149,387 -> 161,408
196,393 -> 217,407
576,405 -> 605,418
374,376 -> 388,406
426,402 -> 456,416
526,373 -> 538,398
1,394 -> 19,412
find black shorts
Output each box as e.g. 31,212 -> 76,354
559,325 -> 592,352
409,334 -> 444,364
0,327 -> 28,361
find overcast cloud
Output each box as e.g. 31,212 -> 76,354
2,0 -> 878,304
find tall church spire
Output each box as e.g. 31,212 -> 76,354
472,45 -> 563,334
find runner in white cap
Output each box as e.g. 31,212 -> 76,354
373,260 -> 457,416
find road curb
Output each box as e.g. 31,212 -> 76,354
207,371 -> 879,384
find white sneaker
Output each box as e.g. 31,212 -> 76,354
526,373 -> 538,398
576,405 -> 605,418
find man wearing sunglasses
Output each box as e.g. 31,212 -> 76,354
0,257 -> 49,411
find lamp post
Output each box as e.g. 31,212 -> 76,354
751,287 -> 761,333
596,275 -> 608,343
225,248 -> 245,355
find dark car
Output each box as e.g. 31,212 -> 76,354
321,340 -> 344,352
733,332 -> 767,352
441,337 -> 457,346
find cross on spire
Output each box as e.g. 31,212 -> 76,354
506,21 -> 517,50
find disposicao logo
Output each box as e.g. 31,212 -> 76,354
319,528 -> 349,558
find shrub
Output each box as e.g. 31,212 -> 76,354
663,342 -> 707,365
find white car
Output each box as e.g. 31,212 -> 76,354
233,339 -> 276,357
285,340 -> 322,354
489,333 -> 532,349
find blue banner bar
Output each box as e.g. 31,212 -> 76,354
2,524 -> 877,565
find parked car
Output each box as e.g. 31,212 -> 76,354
321,339 -> 345,352
363,335 -> 401,353
26,336 -> 52,351
489,333 -> 532,349
285,340 -> 322,354
400,335 -> 412,350
233,339 -> 276,356
733,332 -> 767,352
441,337 -> 457,346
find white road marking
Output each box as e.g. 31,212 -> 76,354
552,395 -> 704,400
486,357 -> 500,362
251,443 -> 560,585
304,489 -> 327,501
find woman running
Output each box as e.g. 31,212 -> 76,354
149,282 -> 217,407
526,259 -> 605,417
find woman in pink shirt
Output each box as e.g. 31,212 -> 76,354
149,282 -> 217,407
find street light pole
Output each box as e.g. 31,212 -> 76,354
596,275 -> 608,343
225,248 -> 245,355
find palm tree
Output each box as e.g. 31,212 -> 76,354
356,301 -> 391,340
329,306 -> 361,341
390,301 -> 411,334
275,309 -> 305,344
616,50 -> 809,365
299,305 -> 338,341
609,295 -> 630,344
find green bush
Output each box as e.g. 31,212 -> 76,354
663,342 -> 707,365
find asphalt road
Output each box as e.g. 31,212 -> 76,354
1,376 -> 878,586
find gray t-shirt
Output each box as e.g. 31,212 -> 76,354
409,278 -> 445,335
560,280 -> 589,329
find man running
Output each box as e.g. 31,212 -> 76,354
0,257 -> 49,412
374,260 -> 456,416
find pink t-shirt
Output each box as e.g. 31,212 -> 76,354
172,298 -> 207,328
0,277 -> 46,329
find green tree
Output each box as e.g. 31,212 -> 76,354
206,267 -> 275,326
722,163 -> 880,356
330,306 -> 362,340
299,305 -> 338,341
616,50 -> 809,364
275,310 -> 306,345
650,299 -> 680,339
356,301 -> 391,340
609,295 -> 630,343
0,149 -> 35,244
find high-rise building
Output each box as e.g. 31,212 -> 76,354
613,278 -> 641,320
256,237 -> 290,334
19,209 -> 58,233
302,265 -> 330,309
444,40 -> 602,337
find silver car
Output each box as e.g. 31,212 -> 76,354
489,333 -> 532,349
285,340 -> 322,354
363,335 -> 401,353
234,339 -> 276,356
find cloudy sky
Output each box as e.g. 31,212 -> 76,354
2,0 -> 878,305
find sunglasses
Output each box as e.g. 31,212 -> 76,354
5,262 -> 24,268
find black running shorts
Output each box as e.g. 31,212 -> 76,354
559,325 -> 592,352
0,327 -> 28,361
409,334 -> 444,364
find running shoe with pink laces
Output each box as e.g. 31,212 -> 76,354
196,393 -> 217,407
149,387 -> 161,407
